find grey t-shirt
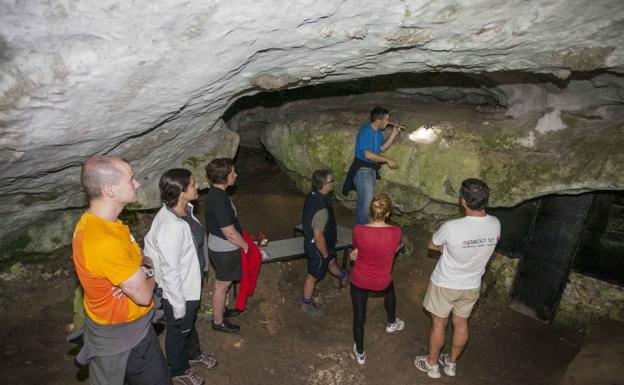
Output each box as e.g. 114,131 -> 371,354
311,208 -> 328,230
180,211 -> 206,272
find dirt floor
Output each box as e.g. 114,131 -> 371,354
1,147 -> 614,385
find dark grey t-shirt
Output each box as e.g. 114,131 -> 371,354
179,207 -> 206,272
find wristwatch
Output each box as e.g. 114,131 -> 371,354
141,263 -> 155,279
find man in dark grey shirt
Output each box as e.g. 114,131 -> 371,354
300,169 -> 349,317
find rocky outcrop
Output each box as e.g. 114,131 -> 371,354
259,76 -> 624,223
556,272 -> 624,327
2,1 -> 624,258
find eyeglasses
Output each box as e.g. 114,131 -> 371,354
326,179 -> 335,184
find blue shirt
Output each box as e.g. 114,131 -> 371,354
355,123 -> 384,163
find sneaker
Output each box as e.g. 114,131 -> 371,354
172,368 -> 205,385
189,352 -> 218,371
300,301 -> 324,317
352,343 -> 366,365
438,353 -> 456,376
385,318 -> 405,333
211,319 -> 240,333
223,308 -> 242,318
414,355 -> 441,379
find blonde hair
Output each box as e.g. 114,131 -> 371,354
369,193 -> 392,222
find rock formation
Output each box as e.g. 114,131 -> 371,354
257,74 -> 624,224
1,0 -> 623,259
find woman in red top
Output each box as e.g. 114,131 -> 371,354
349,194 -> 403,365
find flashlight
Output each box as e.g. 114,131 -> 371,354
388,122 -> 406,131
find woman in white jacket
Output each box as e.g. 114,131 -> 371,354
144,169 -> 216,385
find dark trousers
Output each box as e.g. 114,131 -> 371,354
350,281 -> 396,354
125,326 -> 173,385
162,299 -> 202,376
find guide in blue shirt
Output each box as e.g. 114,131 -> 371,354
342,106 -> 401,224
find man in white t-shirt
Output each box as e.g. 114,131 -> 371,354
415,178 -> 500,379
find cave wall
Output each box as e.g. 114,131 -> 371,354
2,1 -> 624,259
258,84 -> 624,222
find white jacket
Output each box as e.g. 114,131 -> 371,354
143,203 -> 208,319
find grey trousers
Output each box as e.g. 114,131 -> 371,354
89,327 -> 172,385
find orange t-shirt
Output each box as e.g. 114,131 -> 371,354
72,212 -> 153,324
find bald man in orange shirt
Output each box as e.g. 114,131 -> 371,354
72,156 -> 172,385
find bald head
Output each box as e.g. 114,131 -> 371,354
80,156 -> 127,200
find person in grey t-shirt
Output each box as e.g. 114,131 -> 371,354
205,158 -> 247,333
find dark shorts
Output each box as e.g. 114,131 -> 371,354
305,242 -> 335,281
209,248 -> 242,282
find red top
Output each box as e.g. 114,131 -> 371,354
351,224 -> 402,291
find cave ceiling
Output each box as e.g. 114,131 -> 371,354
1,0 -> 623,259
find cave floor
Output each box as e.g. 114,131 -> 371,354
1,147 -> 613,385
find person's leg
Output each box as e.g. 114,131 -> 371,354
327,258 -> 341,276
383,281 -> 396,324
354,168 -> 375,225
162,299 -> 190,376
427,314 -> 448,367
186,300 -> 217,370
449,313 -> 469,363
184,301 -> 202,360
350,283 -> 368,354
302,274 -> 317,302
125,327 -> 173,385
89,351 -> 129,385
327,258 -> 349,285
302,246 -> 324,305
212,280 -> 231,325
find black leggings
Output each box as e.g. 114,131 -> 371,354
350,281 -> 396,354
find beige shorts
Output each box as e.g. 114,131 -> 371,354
423,281 -> 480,319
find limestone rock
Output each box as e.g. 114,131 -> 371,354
2,1 -> 624,258
556,272 -> 624,327
260,87 -> 624,220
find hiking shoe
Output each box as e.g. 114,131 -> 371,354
300,301 -> 324,317
172,368 -> 205,385
189,352 -> 217,371
352,343 -> 366,365
414,355 -> 441,379
385,318 -> 405,333
223,308 -> 242,318
438,353 -> 456,376
211,319 -> 240,333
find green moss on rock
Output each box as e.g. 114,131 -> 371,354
261,104 -> 624,223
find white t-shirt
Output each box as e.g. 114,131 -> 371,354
430,214 -> 501,289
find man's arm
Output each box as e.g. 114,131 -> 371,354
363,151 -> 398,169
381,125 -> 401,152
428,239 -> 444,253
313,229 -> 330,258
119,267 -> 155,306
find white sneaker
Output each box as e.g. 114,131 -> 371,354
385,318 -> 405,333
352,343 -> 366,365
438,353 -> 456,376
414,355 -> 441,379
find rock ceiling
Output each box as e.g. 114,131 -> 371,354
1,1 -> 623,258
